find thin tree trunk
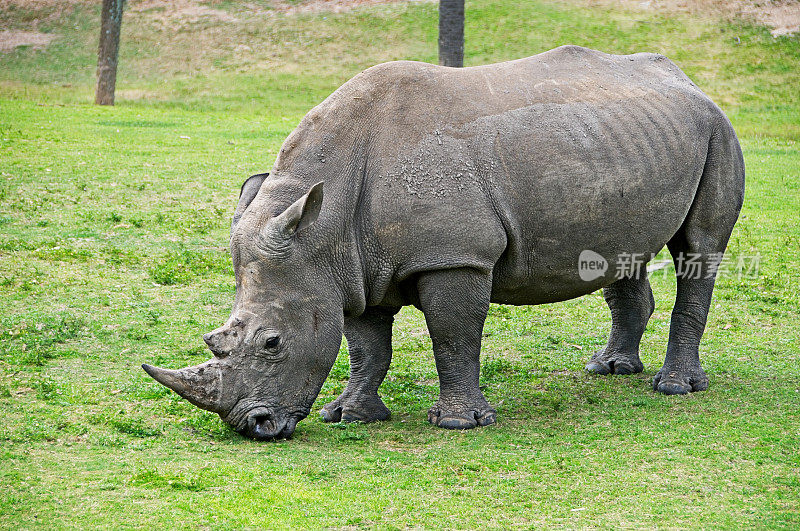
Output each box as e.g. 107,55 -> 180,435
95,0 -> 125,105
438,0 -> 464,67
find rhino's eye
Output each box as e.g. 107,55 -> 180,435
264,335 -> 280,351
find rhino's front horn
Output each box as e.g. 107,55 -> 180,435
142,360 -> 223,413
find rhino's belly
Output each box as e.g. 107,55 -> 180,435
490,233 -> 673,305
488,164 -> 701,305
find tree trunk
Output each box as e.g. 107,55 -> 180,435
95,0 -> 125,105
438,0 -> 464,67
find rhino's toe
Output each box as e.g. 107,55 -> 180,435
655,380 -> 691,395
475,409 -> 497,426
321,394 -> 390,424
585,360 -> 612,375
586,349 -> 643,376
341,404 -> 390,423
320,404 -> 342,423
653,368 -> 709,395
436,415 -> 478,430
428,404 -> 496,430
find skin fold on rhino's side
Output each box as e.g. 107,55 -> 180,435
143,45 -> 744,440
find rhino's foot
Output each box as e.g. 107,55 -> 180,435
653,366 -> 709,395
427,399 -> 496,430
586,347 -> 644,376
320,393 -> 391,423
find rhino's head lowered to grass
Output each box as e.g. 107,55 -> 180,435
144,177 -> 345,440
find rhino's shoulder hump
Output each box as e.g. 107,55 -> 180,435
291,63 -> 428,125
539,44 -> 604,59
345,60 -> 440,96
359,60 -> 438,78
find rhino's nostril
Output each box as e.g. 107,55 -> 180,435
250,413 -> 276,440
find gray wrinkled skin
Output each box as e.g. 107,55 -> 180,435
143,46 -> 744,440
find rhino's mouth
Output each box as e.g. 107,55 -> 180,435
228,406 -> 305,441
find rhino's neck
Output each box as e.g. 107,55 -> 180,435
267,121 -> 369,317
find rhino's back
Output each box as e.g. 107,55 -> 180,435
348,45 -> 705,136
336,48 -> 727,306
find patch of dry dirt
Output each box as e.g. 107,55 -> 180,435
127,0 -> 429,22
0,29 -> 56,52
748,1 -> 800,35
268,0 -> 432,14
576,0 -> 800,36
125,0 -> 434,30
130,0 -> 239,23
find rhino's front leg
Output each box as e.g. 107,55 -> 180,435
418,268 -> 496,430
320,306 -> 398,423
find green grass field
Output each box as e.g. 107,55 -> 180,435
1,0 -> 799,527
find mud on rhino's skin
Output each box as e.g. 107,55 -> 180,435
143,45 -> 745,440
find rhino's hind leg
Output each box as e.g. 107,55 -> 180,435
654,121 -> 744,395
655,234 -> 730,394
321,306 -> 398,423
418,268 -> 496,430
653,268 -> 714,395
586,274 -> 654,375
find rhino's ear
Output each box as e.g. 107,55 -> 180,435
231,173 -> 269,235
271,181 -> 324,237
